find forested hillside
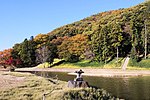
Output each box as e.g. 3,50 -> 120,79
0,1 -> 150,67
47,1 -> 150,62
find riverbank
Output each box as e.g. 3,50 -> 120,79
0,71 -> 120,100
15,67 -> 150,77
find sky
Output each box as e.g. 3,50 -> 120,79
0,0 -> 145,51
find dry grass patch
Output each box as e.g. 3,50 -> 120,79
0,72 -> 67,100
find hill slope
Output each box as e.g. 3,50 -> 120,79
47,1 -> 150,62
47,2 -> 148,37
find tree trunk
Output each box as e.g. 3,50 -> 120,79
145,21 -> 147,59
117,46 -> 119,67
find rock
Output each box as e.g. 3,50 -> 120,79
68,80 -> 89,88
68,69 -> 89,88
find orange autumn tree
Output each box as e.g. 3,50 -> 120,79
34,33 -> 49,48
51,36 -> 69,45
0,48 -> 22,68
58,34 -> 89,62
0,49 -> 14,68
0,49 -> 12,64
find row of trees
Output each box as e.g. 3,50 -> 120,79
0,34 -> 89,67
11,34 -> 57,67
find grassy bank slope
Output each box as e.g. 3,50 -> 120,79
36,58 -> 150,70
0,72 -> 67,100
0,72 -> 120,100
36,58 -> 124,69
128,59 -> 150,70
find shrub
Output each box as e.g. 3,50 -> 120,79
63,87 -> 120,100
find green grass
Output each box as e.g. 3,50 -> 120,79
36,59 -> 63,68
54,58 -> 124,69
128,58 -> 150,70
36,62 -> 51,68
35,58 -> 150,70
52,58 -> 150,70
57,60 -> 105,68
35,57 -> 150,70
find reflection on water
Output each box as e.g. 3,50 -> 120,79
32,71 -> 150,100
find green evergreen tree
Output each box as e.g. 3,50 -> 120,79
91,25 -> 102,62
28,37 -> 36,66
19,39 -> 30,66
110,21 -> 123,65
100,24 -> 111,62
144,0 -> 150,59
19,38 -> 36,67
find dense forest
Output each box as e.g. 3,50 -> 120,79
0,1 -> 150,67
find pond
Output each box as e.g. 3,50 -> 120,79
32,71 -> 150,100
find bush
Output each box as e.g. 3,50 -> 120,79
63,87 -> 120,100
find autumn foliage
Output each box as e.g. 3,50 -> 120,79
0,49 -> 12,64
58,34 -> 89,62
0,49 -> 21,67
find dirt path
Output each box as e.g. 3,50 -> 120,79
15,67 -> 150,77
122,57 -> 130,70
